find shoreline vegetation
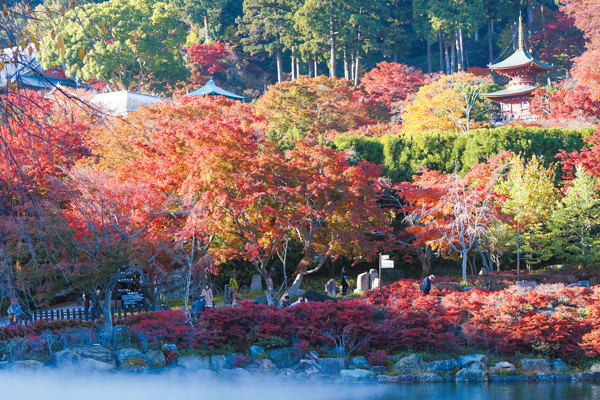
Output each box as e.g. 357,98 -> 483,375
1,279 -> 599,383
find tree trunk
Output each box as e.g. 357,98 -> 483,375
343,49 -> 349,79
459,28 -> 465,71
451,30 -> 456,73
393,50 -> 398,63
488,19 -> 493,64
351,55 -> 354,80
101,285 -> 113,333
461,249 -> 468,282
427,38 -> 432,74
330,17 -> 336,78
416,246 -> 433,278
314,59 -> 318,77
516,221 -> 521,276
204,16 -> 210,42
439,31 -> 444,73
354,49 -> 360,86
296,59 -> 300,79
474,31 -> 479,42
291,47 -> 295,81
455,30 -> 462,72
308,56 -> 313,78
444,33 -> 450,74
276,48 -> 283,83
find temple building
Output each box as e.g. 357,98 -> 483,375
483,16 -> 553,124
188,78 -> 245,102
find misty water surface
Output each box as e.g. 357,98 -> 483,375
2,370 -> 600,400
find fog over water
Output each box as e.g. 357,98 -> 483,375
1,370 -> 600,400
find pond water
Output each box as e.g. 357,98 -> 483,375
3,371 -> 600,400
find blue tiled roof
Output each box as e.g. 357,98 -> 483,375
188,78 -> 245,101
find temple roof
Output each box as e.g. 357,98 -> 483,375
489,49 -> 553,71
189,78 -> 245,101
91,90 -> 169,117
482,85 -> 537,99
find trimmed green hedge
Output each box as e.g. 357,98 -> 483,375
332,126 -> 593,182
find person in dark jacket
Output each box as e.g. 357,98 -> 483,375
269,268 -> 279,288
82,293 -> 91,319
341,268 -> 349,296
191,296 -> 206,318
420,275 -> 435,295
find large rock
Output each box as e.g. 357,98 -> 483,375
250,275 -> 263,291
552,359 -> 568,372
458,354 -> 488,369
415,373 -> 444,383
317,358 -> 349,376
455,367 -> 488,382
515,280 -> 538,289
590,364 -> 600,373
209,353 -> 247,370
521,359 -> 551,373
178,355 -> 211,370
245,359 -> 278,374
12,360 -> 45,370
295,360 -> 324,375
55,346 -> 116,371
267,347 -> 302,369
115,348 -> 148,370
146,350 -> 166,368
534,373 -> 568,381
336,369 -> 376,382
253,295 -> 268,305
304,290 -> 336,303
249,345 -> 264,358
350,356 -> 371,370
490,361 -> 516,374
377,374 -> 414,383
370,366 -> 388,375
393,354 -> 426,374
369,269 -> 378,288
356,272 -> 370,292
426,359 -> 458,373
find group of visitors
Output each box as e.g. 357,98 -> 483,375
191,284 -> 214,318
81,288 -> 103,321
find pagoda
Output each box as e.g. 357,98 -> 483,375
482,15 -> 553,123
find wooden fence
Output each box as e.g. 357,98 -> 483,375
30,304 -> 156,322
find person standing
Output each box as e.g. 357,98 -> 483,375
230,274 -> 239,304
7,298 -> 22,326
420,275 -> 435,295
82,293 -> 91,320
341,268 -> 349,296
202,284 -> 214,308
91,288 -> 103,321
191,296 -> 205,318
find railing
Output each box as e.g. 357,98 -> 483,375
490,114 -> 539,126
30,304 -> 156,322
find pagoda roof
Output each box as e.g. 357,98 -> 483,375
482,85 -> 537,99
489,49 -> 553,72
189,78 -> 245,101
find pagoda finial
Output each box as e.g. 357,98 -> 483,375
518,12 -> 524,50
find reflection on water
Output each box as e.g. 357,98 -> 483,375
2,370 -> 600,400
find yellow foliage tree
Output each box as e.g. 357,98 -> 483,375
402,72 -> 494,135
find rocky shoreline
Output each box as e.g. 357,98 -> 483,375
2,343 -> 600,384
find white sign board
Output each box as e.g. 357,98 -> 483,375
381,260 -> 394,269
380,254 -> 389,260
